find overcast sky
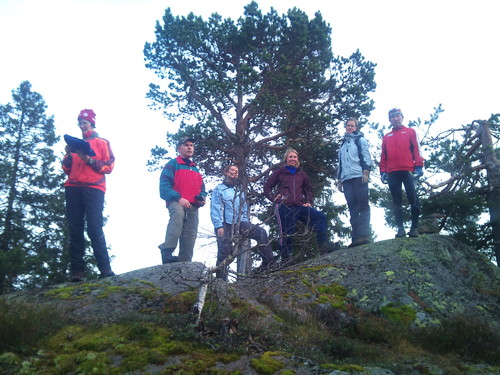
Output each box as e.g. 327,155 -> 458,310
0,0 -> 498,274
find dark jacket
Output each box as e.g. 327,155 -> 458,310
263,166 -> 313,206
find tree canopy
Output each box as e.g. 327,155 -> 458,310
0,81 -> 69,293
144,1 -> 376,205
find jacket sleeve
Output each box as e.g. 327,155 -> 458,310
159,162 -> 181,202
380,137 -> 387,173
337,147 -> 342,180
359,137 -> 373,171
409,129 -> 425,167
241,192 -> 249,222
263,170 -> 279,202
199,176 -> 207,199
92,138 -> 115,175
62,154 -> 73,175
210,185 -> 223,229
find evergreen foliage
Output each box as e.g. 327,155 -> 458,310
0,81 -> 69,293
144,2 -> 377,244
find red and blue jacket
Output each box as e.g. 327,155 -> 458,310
160,156 -> 207,205
380,126 -> 424,173
62,131 -> 115,192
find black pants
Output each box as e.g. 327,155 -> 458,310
342,177 -> 370,241
65,186 -> 112,273
275,204 -> 327,257
387,171 -> 421,229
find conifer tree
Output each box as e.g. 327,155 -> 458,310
0,81 -> 69,293
144,3 -> 376,268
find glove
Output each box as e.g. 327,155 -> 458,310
193,195 -> 206,207
362,170 -> 370,184
413,166 -> 424,178
381,172 -> 388,184
65,145 -> 75,155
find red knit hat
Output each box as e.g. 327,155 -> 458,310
78,109 -> 96,127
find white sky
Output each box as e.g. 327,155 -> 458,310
0,0 -> 498,274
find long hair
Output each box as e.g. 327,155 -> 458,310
283,148 -> 300,168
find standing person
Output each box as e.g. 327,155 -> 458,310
338,118 -> 373,247
264,148 -> 330,260
380,108 -> 424,238
210,165 -> 274,280
63,109 -> 115,282
158,137 -> 207,264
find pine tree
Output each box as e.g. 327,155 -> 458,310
144,2 -> 376,271
0,81 -> 69,293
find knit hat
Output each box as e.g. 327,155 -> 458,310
78,109 -> 96,127
388,108 -> 403,119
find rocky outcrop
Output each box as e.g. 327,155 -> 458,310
241,234 -> 500,329
2,235 -> 499,374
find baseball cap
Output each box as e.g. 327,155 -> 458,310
177,136 -> 195,146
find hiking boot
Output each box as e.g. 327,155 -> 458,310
319,241 -> 339,254
71,271 -> 85,282
160,248 -> 179,264
395,227 -> 406,238
100,270 -> 116,278
407,228 -> 419,237
349,237 -> 370,248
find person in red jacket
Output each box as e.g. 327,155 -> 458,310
380,108 -> 424,238
158,137 -> 207,264
63,109 -> 115,282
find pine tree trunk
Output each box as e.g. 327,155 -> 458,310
478,121 -> 500,266
236,240 -> 252,277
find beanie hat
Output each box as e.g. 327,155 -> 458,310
388,108 -> 403,119
78,109 -> 96,127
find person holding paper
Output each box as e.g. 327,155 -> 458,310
62,109 -> 115,282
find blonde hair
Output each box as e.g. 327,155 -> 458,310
283,148 -> 300,168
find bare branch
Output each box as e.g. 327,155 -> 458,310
426,164 -> 486,189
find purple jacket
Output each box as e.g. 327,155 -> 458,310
263,166 -> 313,206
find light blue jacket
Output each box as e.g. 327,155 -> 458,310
210,182 -> 248,229
338,131 -> 373,182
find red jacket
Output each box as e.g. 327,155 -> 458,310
159,156 -> 207,204
63,131 -> 115,192
380,126 -> 424,173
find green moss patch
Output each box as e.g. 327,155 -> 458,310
381,303 -> 417,325
251,351 -> 288,374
